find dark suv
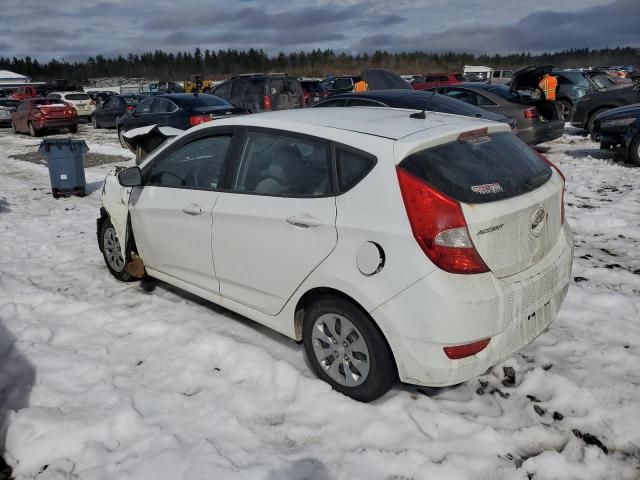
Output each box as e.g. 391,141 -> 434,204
553,69 -> 621,121
212,74 -> 304,113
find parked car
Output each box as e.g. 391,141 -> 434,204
47,91 -> 96,121
211,73 -> 303,113
11,98 -> 78,136
553,69 -> 623,121
428,82 -> 564,145
92,94 -> 145,129
321,76 -> 359,95
623,110 -> 640,166
592,103 -> 640,153
491,70 -> 514,85
570,83 -> 640,132
410,73 -> 466,91
87,90 -> 118,106
300,80 -> 328,106
0,99 -> 20,126
116,93 -> 245,147
8,85 -> 47,100
311,89 -> 516,130
97,107 -> 572,402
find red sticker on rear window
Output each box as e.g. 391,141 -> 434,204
471,183 -> 503,194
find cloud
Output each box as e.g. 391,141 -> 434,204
349,0 -> 640,54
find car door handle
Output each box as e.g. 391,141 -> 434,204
182,204 -> 205,216
286,215 -> 323,228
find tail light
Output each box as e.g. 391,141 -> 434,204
396,167 -> 489,274
264,95 -> 272,111
444,338 -> 491,359
67,108 -> 75,116
90,100 -> 96,106
537,152 -> 566,225
189,115 -> 213,126
524,107 -> 539,119
126,105 -> 135,112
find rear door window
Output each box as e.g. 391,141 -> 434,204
398,131 -> 551,204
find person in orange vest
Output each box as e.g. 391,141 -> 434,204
353,77 -> 368,92
538,72 -> 557,101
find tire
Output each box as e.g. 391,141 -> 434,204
630,135 -> 640,167
92,115 -> 99,129
557,99 -> 572,122
99,217 -> 135,282
69,125 -> 78,133
303,295 -> 396,402
118,128 -> 127,148
587,108 -> 609,133
28,121 -> 40,137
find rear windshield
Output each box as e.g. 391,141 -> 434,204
65,93 -> 90,100
33,99 -> 64,106
0,99 -> 19,107
484,85 -> 525,102
123,96 -> 142,105
399,131 -> 551,204
176,94 -> 230,107
301,82 -> 323,93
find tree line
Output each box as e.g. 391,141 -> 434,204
1,47 -> 638,82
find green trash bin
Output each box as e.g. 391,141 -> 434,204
38,139 -> 89,198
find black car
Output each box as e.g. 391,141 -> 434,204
311,89 -> 516,129
571,83 -> 640,132
116,93 -> 245,147
592,103 -> 640,158
553,69 -> 620,121
212,74 -> 303,113
0,98 -> 20,126
623,111 -> 640,166
88,91 -> 118,106
93,94 -> 145,129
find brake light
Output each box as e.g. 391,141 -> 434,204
538,153 -> 566,224
264,95 -> 272,111
126,105 -> 135,112
189,115 -> 213,126
67,109 -> 75,116
396,167 -> 489,274
524,107 -> 539,119
443,338 -> 491,359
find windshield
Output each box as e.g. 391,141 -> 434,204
399,131 -> 551,204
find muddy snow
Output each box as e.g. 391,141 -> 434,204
0,124 -> 638,480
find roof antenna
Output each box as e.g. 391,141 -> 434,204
410,109 -> 426,119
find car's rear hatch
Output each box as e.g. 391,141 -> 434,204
399,130 -> 564,278
38,103 -> 72,119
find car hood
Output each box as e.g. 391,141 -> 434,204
361,69 -> 411,90
121,124 -> 183,160
595,102 -> 640,120
510,65 -> 554,92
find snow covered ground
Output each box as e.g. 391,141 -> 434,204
0,124 -> 639,480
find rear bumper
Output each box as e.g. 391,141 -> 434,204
517,120 -> 565,145
35,119 -> 78,129
371,223 -> 574,387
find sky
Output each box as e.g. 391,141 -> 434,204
0,0 -> 638,62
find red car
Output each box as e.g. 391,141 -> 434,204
11,98 -> 78,136
411,72 -> 466,91
8,85 -> 46,100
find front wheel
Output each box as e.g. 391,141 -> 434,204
630,135 -> 640,167
99,217 -> 135,282
587,108 -> 608,133
303,295 -> 396,402
28,121 -> 40,137
118,128 -> 127,148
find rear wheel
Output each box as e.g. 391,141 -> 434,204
28,121 -> 40,137
557,99 -> 572,122
303,295 -> 396,402
630,135 -> 640,167
99,217 -> 135,282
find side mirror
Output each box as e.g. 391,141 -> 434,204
117,166 -> 142,187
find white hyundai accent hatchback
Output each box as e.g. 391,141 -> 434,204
98,107 -> 573,401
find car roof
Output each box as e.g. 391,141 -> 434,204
194,106 -> 506,141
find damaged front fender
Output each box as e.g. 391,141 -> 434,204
99,168 -> 133,259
